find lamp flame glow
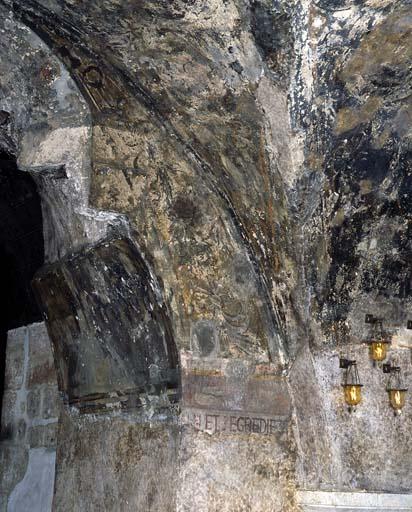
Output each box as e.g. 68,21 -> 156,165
386,365 -> 407,414
340,359 -> 363,410
367,318 -> 390,362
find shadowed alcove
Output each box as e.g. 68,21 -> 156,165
0,149 -> 44,421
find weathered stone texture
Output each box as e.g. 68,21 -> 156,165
28,315 -> 58,388
297,490 -> 412,511
4,329 -> 25,391
181,356 -> 291,418
53,411 -> 298,512
7,448 -> 56,512
53,412 -> 181,512
32,237 -> 179,407
292,345 -> 412,493
177,425 -> 298,512
0,8 -> 129,265
0,0 -> 411,510
303,2 -> 412,341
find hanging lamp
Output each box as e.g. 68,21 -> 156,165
365,315 -> 391,363
340,358 -> 363,410
384,363 -> 408,415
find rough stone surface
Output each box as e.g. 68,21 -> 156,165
177,425 -> 298,512
0,0 -> 411,511
0,7 -> 128,264
53,412 -> 181,512
53,410 -> 298,512
32,236 -> 179,407
28,321 -> 56,388
3,329 -> 25,391
291,344 -> 412,493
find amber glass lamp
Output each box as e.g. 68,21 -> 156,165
370,340 -> 390,362
340,359 -> 363,409
344,382 -> 362,406
385,365 -> 408,415
389,389 -> 407,411
366,317 -> 390,362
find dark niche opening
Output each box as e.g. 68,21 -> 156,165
0,150 -> 44,419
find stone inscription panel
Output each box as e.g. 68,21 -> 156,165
182,408 -> 285,435
181,360 -> 292,434
182,365 -> 291,418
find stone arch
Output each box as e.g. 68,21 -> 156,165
7,0 -> 297,371
0,5 -> 180,411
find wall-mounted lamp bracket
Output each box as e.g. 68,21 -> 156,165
365,314 -> 384,325
365,314 -> 376,324
383,364 -> 400,374
340,358 -> 355,369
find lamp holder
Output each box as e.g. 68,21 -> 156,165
340,359 -> 362,387
339,358 -> 355,369
383,363 -> 400,374
385,364 -> 407,392
365,314 -> 383,324
365,314 -> 375,324
365,314 -> 391,345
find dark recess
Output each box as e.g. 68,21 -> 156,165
0,150 -> 44,422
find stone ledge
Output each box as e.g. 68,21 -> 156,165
297,490 -> 412,511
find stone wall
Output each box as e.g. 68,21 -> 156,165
291,344 -> 412,494
0,1 -> 411,511
0,322 -> 58,512
51,360 -> 297,512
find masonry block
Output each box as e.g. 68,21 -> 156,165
0,390 -> 17,438
28,423 -> 57,448
28,322 -> 55,388
4,327 -> 25,391
27,388 -> 41,419
42,386 -> 59,419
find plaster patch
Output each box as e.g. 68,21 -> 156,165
19,126 -> 90,182
297,490 -> 412,511
8,448 -> 56,512
256,76 -> 302,190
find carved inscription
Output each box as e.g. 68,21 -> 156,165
180,361 -> 291,434
182,409 -> 281,435
181,363 -> 292,419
